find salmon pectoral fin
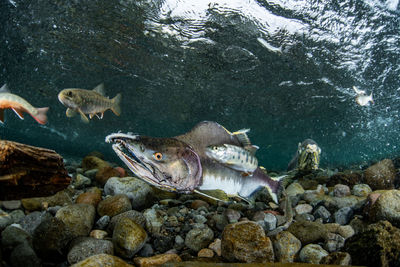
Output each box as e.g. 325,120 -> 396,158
0,110 -> 4,124
66,108 -> 77,118
78,109 -> 89,123
11,107 -> 24,120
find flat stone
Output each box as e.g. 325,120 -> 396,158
21,189 -> 74,211
90,230 -> 108,239
2,200 -> 22,210
221,221 -> 274,263
133,253 -> 181,267
287,221 -> 328,245
71,253 -> 133,267
299,244 -> 329,264
198,248 -> 214,258
113,217 -> 147,258
272,231 -> 301,263
294,204 -> 313,215
97,194 -> 132,217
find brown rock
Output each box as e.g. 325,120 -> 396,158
221,221 -> 274,263
76,189 -> 102,208
114,167 -> 127,177
113,218 -> 147,258
0,140 -> 71,200
82,156 -> 110,170
198,248 -> 214,258
133,253 -> 181,267
208,238 -> 221,257
272,231 -> 301,263
71,253 -> 133,267
96,166 -> 121,186
191,200 -> 210,210
345,220 -> 400,267
21,188 -> 74,211
90,229 -> 108,239
368,190 -> 400,227
363,192 -> 381,218
320,251 -> 352,265
364,159 -> 396,190
97,194 -> 132,217
327,170 -> 363,187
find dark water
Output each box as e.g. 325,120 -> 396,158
1,0 -> 399,170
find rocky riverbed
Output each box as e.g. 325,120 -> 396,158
1,153 -> 400,267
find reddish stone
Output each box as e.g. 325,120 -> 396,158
95,166 -> 120,185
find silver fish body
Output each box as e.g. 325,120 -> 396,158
205,144 -> 258,174
106,121 -> 281,203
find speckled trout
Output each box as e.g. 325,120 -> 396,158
58,83 -> 121,123
0,84 -> 48,124
106,121 -> 281,203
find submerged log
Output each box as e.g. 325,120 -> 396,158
0,140 -> 71,200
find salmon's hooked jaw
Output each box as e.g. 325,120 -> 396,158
105,133 -> 179,192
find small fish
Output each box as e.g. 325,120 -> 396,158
205,144 -> 258,175
0,84 -> 48,124
353,86 -> 374,106
58,83 -> 121,123
106,121 -> 282,203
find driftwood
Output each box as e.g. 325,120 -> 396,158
0,140 -> 71,200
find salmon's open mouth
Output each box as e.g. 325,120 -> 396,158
105,133 -> 177,192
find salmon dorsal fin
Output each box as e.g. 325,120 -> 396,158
0,84 -> 10,93
93,83 -> 105,95
232,128 -> 251,146
175,121 -> 242,153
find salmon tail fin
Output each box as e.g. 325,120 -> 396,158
33,107 -> 49,125
111,93 -> 122,116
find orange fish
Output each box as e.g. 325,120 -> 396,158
0,84 -> 49,125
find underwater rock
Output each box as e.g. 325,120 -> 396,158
312,206 -> 331,223
21,188 -> 74,211
368,190 -> 400,227
112,217 -> 147,258
0,209 -> 12,230
70,253 -> 133,267
143,208 -> 165,235
67,236 -> 114,265
299,244 -> 329,264
55,203 -> 96,238
364,159 -> 396,190
224,209 -> 241,224
334,207 -> 354,225
73,174 -> 91,189
191,200 -> 210,210
272,231 -> 301,263
0,140 -> 71,200
97,194 -> 132,217
10,241 -> 41,267
294,203 -> 313,215
81,156 -> 110,171
32,217 -> 72,262
344,220 -> 400,267
90,229 -> 108,239
324,232 -> 345,252
352,184 -> 372,197
208,238 -> 222,257
96,166 -> 121,185
285,182 -> 305,197
108,210 -> 146,233
333,184 -> 351,197
75,188 -> 102,208
221,221 -> 274,263
184,225 -> 214,252
1,224 -> 31,250
19,211 -> 52,236
1,200 -> 21,210
104,177 -> 154,210
95,215 -> 110,230
327,171 -> 363,188
198,248 -> 214,258
287,221 -> 328,245
320,251 -> 352,265
133,253 -> 182,267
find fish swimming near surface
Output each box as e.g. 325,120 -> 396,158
0,84 -> 49,125
106,121 -> 282,203
58,83 -> 121,123
287,139 -> 321,172
353,86 -> 373,106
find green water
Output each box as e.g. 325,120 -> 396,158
1,0 -> 399,170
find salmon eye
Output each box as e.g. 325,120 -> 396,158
67,91 -> 73,97
213,146 -> 218,150
153,152 -> 163,161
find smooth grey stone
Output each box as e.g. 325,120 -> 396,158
95,215 -> 111,230
334,207 -> 354,225
313,206 -> 331,223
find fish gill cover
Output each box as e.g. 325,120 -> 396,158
0,0 -> 399,170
